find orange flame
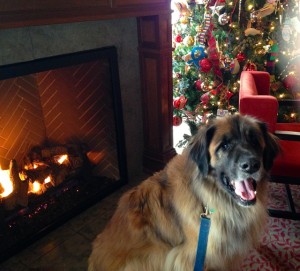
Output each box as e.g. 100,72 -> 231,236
0,166 -> 13,198
44,176 -> 51,184
31,181 -> 41,193
28,176 -> 52,194
56,154 -> 68,164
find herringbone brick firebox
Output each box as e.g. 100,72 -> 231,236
0,46 -> 127,262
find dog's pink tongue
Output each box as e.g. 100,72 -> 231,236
234,179 -> 255,201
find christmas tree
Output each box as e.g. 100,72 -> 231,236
172,0 -> 300,138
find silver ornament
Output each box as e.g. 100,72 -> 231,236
218,13 -> 229,25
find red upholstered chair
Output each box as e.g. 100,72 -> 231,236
239,71 -> 300,220
239,71 -> 279,132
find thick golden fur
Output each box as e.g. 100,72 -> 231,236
88,115 -> 280,271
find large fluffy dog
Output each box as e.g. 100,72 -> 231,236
88,115 -> 280,271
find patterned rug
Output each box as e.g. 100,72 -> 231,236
241,183 -> 300,271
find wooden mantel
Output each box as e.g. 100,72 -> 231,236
0,0 -> 177,172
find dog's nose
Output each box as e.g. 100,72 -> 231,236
239,158 -> 260,174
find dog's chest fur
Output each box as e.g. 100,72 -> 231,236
164,153 -> 268,271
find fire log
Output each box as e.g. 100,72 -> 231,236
4,160 -> 29,210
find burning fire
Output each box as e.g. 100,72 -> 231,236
31,181 -> 41,193
29,176 -> 52,194
55,154 -> 68,165
0,153 -> 70,197
0,166 -> 13,198
44,176 -> 51,184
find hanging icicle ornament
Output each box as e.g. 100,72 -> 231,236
238,0 -> 242,24
198,12 -> 212,45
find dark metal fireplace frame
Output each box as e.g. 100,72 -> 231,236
0,46 -> 128,262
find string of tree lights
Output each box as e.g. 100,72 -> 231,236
172,0 -> 300,136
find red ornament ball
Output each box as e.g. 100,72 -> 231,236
209,51 -> 219,60
173,115 -> 182,126
270,81 -> 281,92
227,91 -> 234,100
243,62 -> 257,71
176,72 -> 182,79
175,34 -> 183,43
173,95 -> 188,109
201,92 -> 210,104
236,52 -> 246,62
199,58 -> 212,73
195,79 -> 202,91
283,75 -> 298,90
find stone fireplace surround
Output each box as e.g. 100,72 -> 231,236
0,1 -> 177,261
0,18 -> 144,180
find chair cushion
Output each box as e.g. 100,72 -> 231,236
271,140 -> 300,178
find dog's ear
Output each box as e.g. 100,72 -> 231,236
189,124 -> 216,176
259,122 -> 281,171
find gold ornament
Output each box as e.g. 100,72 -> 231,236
244,28 -> 261,36
196,25 -> 202,33
183,35 -> 195,47
174,2 -> 191,16
201,82 -> 210,92
254,47 -> 266,55
180,16 -> 189,24
257,3 -> 276,19
182,53 -> 192,62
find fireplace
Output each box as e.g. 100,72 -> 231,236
0,46 -> 127,262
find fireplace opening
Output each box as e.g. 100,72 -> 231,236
0,46 -> 127,262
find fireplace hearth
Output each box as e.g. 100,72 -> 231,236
0,46 -> 127,262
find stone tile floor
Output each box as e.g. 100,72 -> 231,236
0,174 -> 299,271
0,175 -> 145,271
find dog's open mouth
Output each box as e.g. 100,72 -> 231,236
222,174 -> 257,206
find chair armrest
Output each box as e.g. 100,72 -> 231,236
239,95 -> 278,132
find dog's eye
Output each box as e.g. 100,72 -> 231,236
220,141 -> 230,151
